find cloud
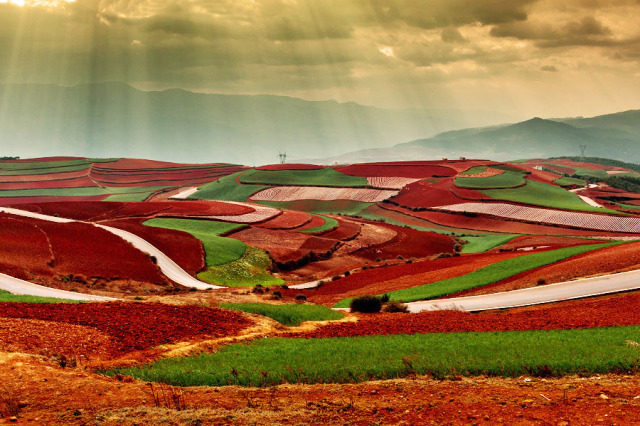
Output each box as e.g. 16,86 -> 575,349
441,27 -> 468,43
540,65 -> 558,71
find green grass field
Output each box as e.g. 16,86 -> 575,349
455,170 -> 526,189
481,179 -> 619,213
297,214 -> 338,234
189,172 -> 270,202
197,246 -> 283,287
460,234 -> 520,253
0,186 -> 170,198
0,290 -> 78,303
107,325 -> 640,387
220,303 -> 344,326
335,242 -> 618,306
0,164 -> 91,176
460,166 -> 486,175
143,218 -> 246,266
553,176 -> 587,187
238,168 -> 368,187
0,159 -> 89,170
572,168 -> 609,178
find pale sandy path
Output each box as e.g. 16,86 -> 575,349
0,207 -> 221,292
405,269 -> 640,312
0,272 -> 115,301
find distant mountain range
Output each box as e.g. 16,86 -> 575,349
0,83 -> 517,166
317,110 -> 640,164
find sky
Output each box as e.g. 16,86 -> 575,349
0,0 -> 639,118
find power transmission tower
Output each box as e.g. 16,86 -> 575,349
278,152 -> 287,164
579,145 -> 587,161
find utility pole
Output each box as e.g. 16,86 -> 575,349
278,151 -> 287,164
579,145 -> 587,161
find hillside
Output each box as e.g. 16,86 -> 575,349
318,110 -> 640,164
0,83 -> 515,166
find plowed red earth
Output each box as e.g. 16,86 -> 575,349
0,168 -> 89,182
257,210 -> 313,229
0,176 -> 96,190
393,205 -> 633,236
21,200 -> 252,221
0,215 -> 54,276
6,214 -> 168,284
90,158 -> 227,170
455,241 -> 640,297
1,156 -> 83,163
391,179 -> 467,208
256,164 -> 324,170
305,251 -> 526,306
526,168 -> 563,184
102,219 -> 206,275
231,227 -> 319,262
0,302 -> 252,356
320,218 -> 361,240
336,163 -> 456,178
0,195 -> 109,205
349,221 -> 454,261
294,214 -> 327,231
295,291 -> 640,338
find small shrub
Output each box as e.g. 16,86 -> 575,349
252,284 -> 265,294
382,301 -> 409,313
349,295 -> 382,313
375,258 -> 382,262
331,275 -> 341,281
396,255 -> 404,260
295,294 -> 307,302
434,252 -> 452,259
379,294 -> 390,303
344,270 -> 351,277
536,278 -> 546,286
272,290 -> 282,300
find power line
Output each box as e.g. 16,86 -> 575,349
278,151 -> 287,164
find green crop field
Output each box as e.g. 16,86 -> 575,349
0,290 -> 79,303
554,176 -> 587,187
460,166 -> 486,175
107,325 -> 640,387
0,164 -> 91,176
297,214 -> 338,234
189,172 -> 270,202
480,180 -> 619,213
0,186 -> 170,198
238,168 -> 368,187
571,168 -> 609,178
220,303 -> 344,326
197,245 -> 283,287
335,242 -> 618,306
460,234 -> 520,253
143,218 -> 246,266
455,170 -> 526,189
0,159 -> 90,170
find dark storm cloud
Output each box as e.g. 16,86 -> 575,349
490,16 -> 621,48
441,27 -> 467,43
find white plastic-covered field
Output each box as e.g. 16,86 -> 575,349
250,186 -> 398,203
204,201 -> 280,223
366,177 -> 421,189
434,202 -> 640,233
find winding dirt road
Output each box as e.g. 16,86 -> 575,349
0,272 -> 115,301
0,207 -> 221,296
406,269 -> 640,312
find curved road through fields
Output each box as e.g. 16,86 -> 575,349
0,272 -> 115,301
0,207 -> 221,295
406,268 -> 640,312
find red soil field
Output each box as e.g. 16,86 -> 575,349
488,235 -> 603,251
0,195 -> 109,206
391,179 -> 467,208
526,168 -> 563,184
231,227 -> 317,262
0,168 -> 90,182
457,241 -> 640,297
257,210 -> 313,229
535,163 -> 576,175
294,291 -> 640,339
443,160 -> 492,173
336,163 -> 456,178
102,219 -> 206,275
0,215 -> 54,277
550,158 -> 632,172
0,156 -> 86,163
256,164 -> 324,171
294,214 -> 330,232
0,302 -> 252,356
306,251 -> 525,306
22,217 -> 169,284
90,158 -> 229,170
390,205 -> 633,237
319,218 -> 361,240
449,185 -> 490,201
351,221 -> 454,261
20,201 -> 124,220
90,167 -> 241,187
0,176 -> 97,190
